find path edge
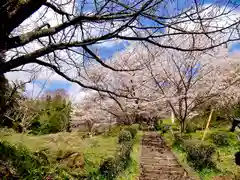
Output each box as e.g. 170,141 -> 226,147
161,135 -> 201,180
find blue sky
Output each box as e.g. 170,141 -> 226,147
230,42 -> 240,53
31,0 -> 240,96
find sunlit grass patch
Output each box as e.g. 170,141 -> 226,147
0,131 -> 118,177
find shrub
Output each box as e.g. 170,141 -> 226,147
118,141 -> 133,162
100,137 -> 134,179
99,157 -> 117,179
185,140 -> 216,170
209,131 -> 236,146
124,127 -> 137,138
0,141 -> 47,179
185,123 -> 197,133
118,130 -> 132,144
28,90 -> 72,135
100,129 -> 136,179
173,133 -> 184,148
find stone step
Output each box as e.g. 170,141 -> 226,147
139,174 -> 192,180
142,167 -> 185,173
139,132 -> 193,180
141,156 -> 176,160
141,163 -> 179,167
141,162 -> 180,167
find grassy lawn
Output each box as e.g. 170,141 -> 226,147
0,130 -> 118,177
163,125 -> 240,180
117,131 -> 143,180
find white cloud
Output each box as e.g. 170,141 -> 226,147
24,82 -> 45,98
67,83 -> 86,103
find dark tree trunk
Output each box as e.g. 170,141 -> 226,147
0,0 -> 45,123
180,120 -> 186,134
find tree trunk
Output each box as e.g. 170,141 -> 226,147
180,120 -> 185,134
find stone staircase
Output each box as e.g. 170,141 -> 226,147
140,132 -> 194,180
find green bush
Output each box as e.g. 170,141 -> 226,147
173,133 -> 184,148
99,157 -> 117,179
118,130 -> 132,144
100,134 -> 134,179
209,131 -> 236,146
124,127 -> 137,138
0,141 -> 48,179
118,141 -> 133,162
28,89 -> 72,135
185,123 -> 197,133
185,140 -> 216,170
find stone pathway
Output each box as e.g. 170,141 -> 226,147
140,132 -> 194,180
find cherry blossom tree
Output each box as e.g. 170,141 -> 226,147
76,36 -> 240,132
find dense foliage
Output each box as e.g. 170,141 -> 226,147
209,131 -> 236,146
0,141 -> 48,179
28,89 -> 72,135
99,128 -> 136,179
124,127 -> 138,138
118,130 -> 132,144
185,140 -> 216,170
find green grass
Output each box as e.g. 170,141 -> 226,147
163,126 -> 240,179
117,131 -> 143,180
0,130 -> 118,177
162,118 -> 174,125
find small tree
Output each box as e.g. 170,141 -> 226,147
29,89 -> 72,134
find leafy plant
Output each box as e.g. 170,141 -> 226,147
209,131 -> 236,146
99,129 -> 135,179
172,132 -> 184,148
124,126 -> 137,138
99,157 -> 117,179
0,141 -> 48,179
118,130 -> 132,144
29,89 -> 72,135
185,140 -> 216,170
